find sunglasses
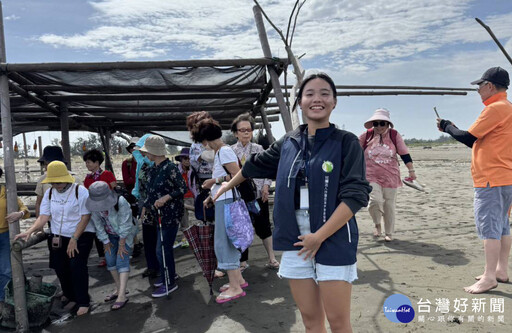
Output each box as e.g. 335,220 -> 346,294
373,121 -> 388,127
237,128 -> 253,133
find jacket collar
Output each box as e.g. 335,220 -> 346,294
290,123 -> 337,144
484,91 -> 508,106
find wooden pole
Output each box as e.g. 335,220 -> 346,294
258,105 -> 275,143
22,133 -> 29,182
60,102 -> 71,170
38,136 -> 43,175
253,5 -> 293,133
99,128 -> 114,174
0,2 -> 29,331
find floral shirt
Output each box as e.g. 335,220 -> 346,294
143,158 -> 187,225
138,163 -> 156,225
231,141 -> 272,199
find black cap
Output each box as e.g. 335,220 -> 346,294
471,66 -> 510,88
37,146 -> 65,163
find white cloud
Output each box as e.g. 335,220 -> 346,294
31,3 -> 512,79
5,14 -> 20,21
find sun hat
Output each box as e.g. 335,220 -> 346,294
364,108 -> 394,129
85,181 -> 118,212
175,147 -> 190,162
470,66 -> 510,88
37,146 -> 65,163
139,135 -> 167,156
126,136 -> 140,153
41,161 -> 75,184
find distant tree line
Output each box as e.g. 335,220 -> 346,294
404,135 -> 457,146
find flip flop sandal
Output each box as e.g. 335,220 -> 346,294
104,290 -> 129,302
111,299 -> 129,311
214,270 -> 226,278
219,282 -> 249,292
216,291 -> 246,304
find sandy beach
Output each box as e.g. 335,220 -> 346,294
4,143 -> 512,332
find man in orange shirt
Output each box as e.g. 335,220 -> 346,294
437,67 -> 512,294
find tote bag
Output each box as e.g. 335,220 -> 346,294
224,189 -> 254,252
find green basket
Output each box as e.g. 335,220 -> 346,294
1,280 -> 57,329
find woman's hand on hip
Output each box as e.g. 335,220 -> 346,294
294,233 -> 323,260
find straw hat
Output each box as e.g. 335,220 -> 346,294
41,161 -> 75,184
364,108 -> 394,129
85,181 -> 118,212
138,135 -> 167,156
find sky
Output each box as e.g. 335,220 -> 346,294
3,0 -> 512,151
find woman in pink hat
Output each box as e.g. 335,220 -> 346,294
359,108 -> 416,241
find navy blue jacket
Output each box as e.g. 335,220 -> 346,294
242,124 -> 371,265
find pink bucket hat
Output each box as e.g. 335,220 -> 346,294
364,108 -> 394,129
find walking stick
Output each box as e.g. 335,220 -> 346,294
157,209 -> 170,296
475,18 -> 512,66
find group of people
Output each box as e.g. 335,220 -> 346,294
1,65 -> 510,332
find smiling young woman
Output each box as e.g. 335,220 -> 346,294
213,72 -> 371,332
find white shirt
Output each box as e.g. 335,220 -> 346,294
40,184 -> 94,237
211,146 -> 238,200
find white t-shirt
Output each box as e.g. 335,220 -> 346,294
211,146 -> 238,200
39,184 -> 94,237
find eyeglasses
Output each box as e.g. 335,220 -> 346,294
237,128 -> 253,133
373,121 -> 388,127
477,81 -> 489,92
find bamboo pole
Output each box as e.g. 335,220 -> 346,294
44,92 -> 260,102
0,2 -> 29,331
20,83 -> 265,92
1,58 -> 288,72
60,103 -> 71,170
11,104 -> 256,113
253,5 -> 293,133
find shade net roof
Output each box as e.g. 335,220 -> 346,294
2,58 -> 286,140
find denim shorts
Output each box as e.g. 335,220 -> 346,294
277,210 -> 357,283
104,234 -> 132,273
214,198 -> 241,270
474,184 -> 512,240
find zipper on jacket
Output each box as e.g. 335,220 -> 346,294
287,150 -> 302,188
347,222 -> 352,243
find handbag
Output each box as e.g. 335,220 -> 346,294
195,189 -> 215,222
218,148 -> 257,203
224,189 -> 254,252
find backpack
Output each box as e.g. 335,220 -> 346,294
362,128 -> 398,150
113,186 -> 139,217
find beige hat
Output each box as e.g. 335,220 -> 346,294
364,108 -> 394,129
139,135 -> 167,156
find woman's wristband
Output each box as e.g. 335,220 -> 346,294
408,169 -> 415,173
71,235 -> 79,241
